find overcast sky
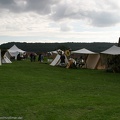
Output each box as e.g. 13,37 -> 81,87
0,0 -> 120,45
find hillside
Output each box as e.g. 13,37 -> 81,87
0,42 -> 117,53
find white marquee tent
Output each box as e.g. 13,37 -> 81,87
101,45 -> 120,55
6,45 -> 26,60
100,45 -> 120,70
71,48 -> 96,54
72,48 -> 100,69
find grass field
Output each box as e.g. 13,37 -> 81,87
0,60 -> 120,120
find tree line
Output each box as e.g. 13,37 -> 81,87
0,42 -> 117,53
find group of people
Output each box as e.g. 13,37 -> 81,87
30,53 -> 36,62
30,53 -> 44,62
17,52 -> 26,60
76,56 -> 85,68
29,50 -> 85,69
59,52 -> 85,69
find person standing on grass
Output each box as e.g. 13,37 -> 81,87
60,53 -> 65,65
41,54 -> 44,62
38,53 -> 44,62
30,53 -> 33,62
33,54 -> 36,62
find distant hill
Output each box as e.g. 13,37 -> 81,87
0,42 -> 117,53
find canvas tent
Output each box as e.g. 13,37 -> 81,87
48,49 -> 64,64
72,48 -> 96,54
100,45 -> 120,71
50,54 -> 68,66
2,52 -> 12,63
6,45 -> 25,60
50,54 -> 61,66
72,48 -> 100,69
50,49 -> 68,67
101,45 -> 120,55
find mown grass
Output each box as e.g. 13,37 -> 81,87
0,60 -> 120,120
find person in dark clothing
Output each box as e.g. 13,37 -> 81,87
30,53 -> 33,62
38,53 -> 42,62
33,54 -> 36,62
60,54 -> 65,64
17,53 -> 21,60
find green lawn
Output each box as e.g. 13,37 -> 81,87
0,60 -> 120,120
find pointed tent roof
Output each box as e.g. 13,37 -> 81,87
72,48 -> 97,54
101,45 -> 120,55
8,45 -> 25,53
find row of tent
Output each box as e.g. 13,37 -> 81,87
0,45 -> 26,65
50,45 -> 120,69
72,45 -> 120,55
1,44 -> 120,69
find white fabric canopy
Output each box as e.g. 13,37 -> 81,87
71,48 -> 96,54
8,45 -> 25,53
2,54 -> 12,63
7,45 -> 25,59
101,45 -> 120,55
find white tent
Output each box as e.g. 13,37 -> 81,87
48,49 -> 64,63
101,45 -> 120,55
2,53 -> 12,63
47,49 -> 64,63
71,48 -> 96,54
50,54 -> 61,66
100,45 -> 120,71
7,45 -> 25,60
50,54 -> 68,66
72,48 -> 100,69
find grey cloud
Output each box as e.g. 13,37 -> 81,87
0,0 -> 25,13
51,3 -> 83,21
86,11 -> 120,27
0,0 -> 58,14
0,0 -> 15,5
0,0 -> 16,10
0,0 -> 120,27
25,0 -> 58,14
51,4 -> 66,20
51,2 -> 120,27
